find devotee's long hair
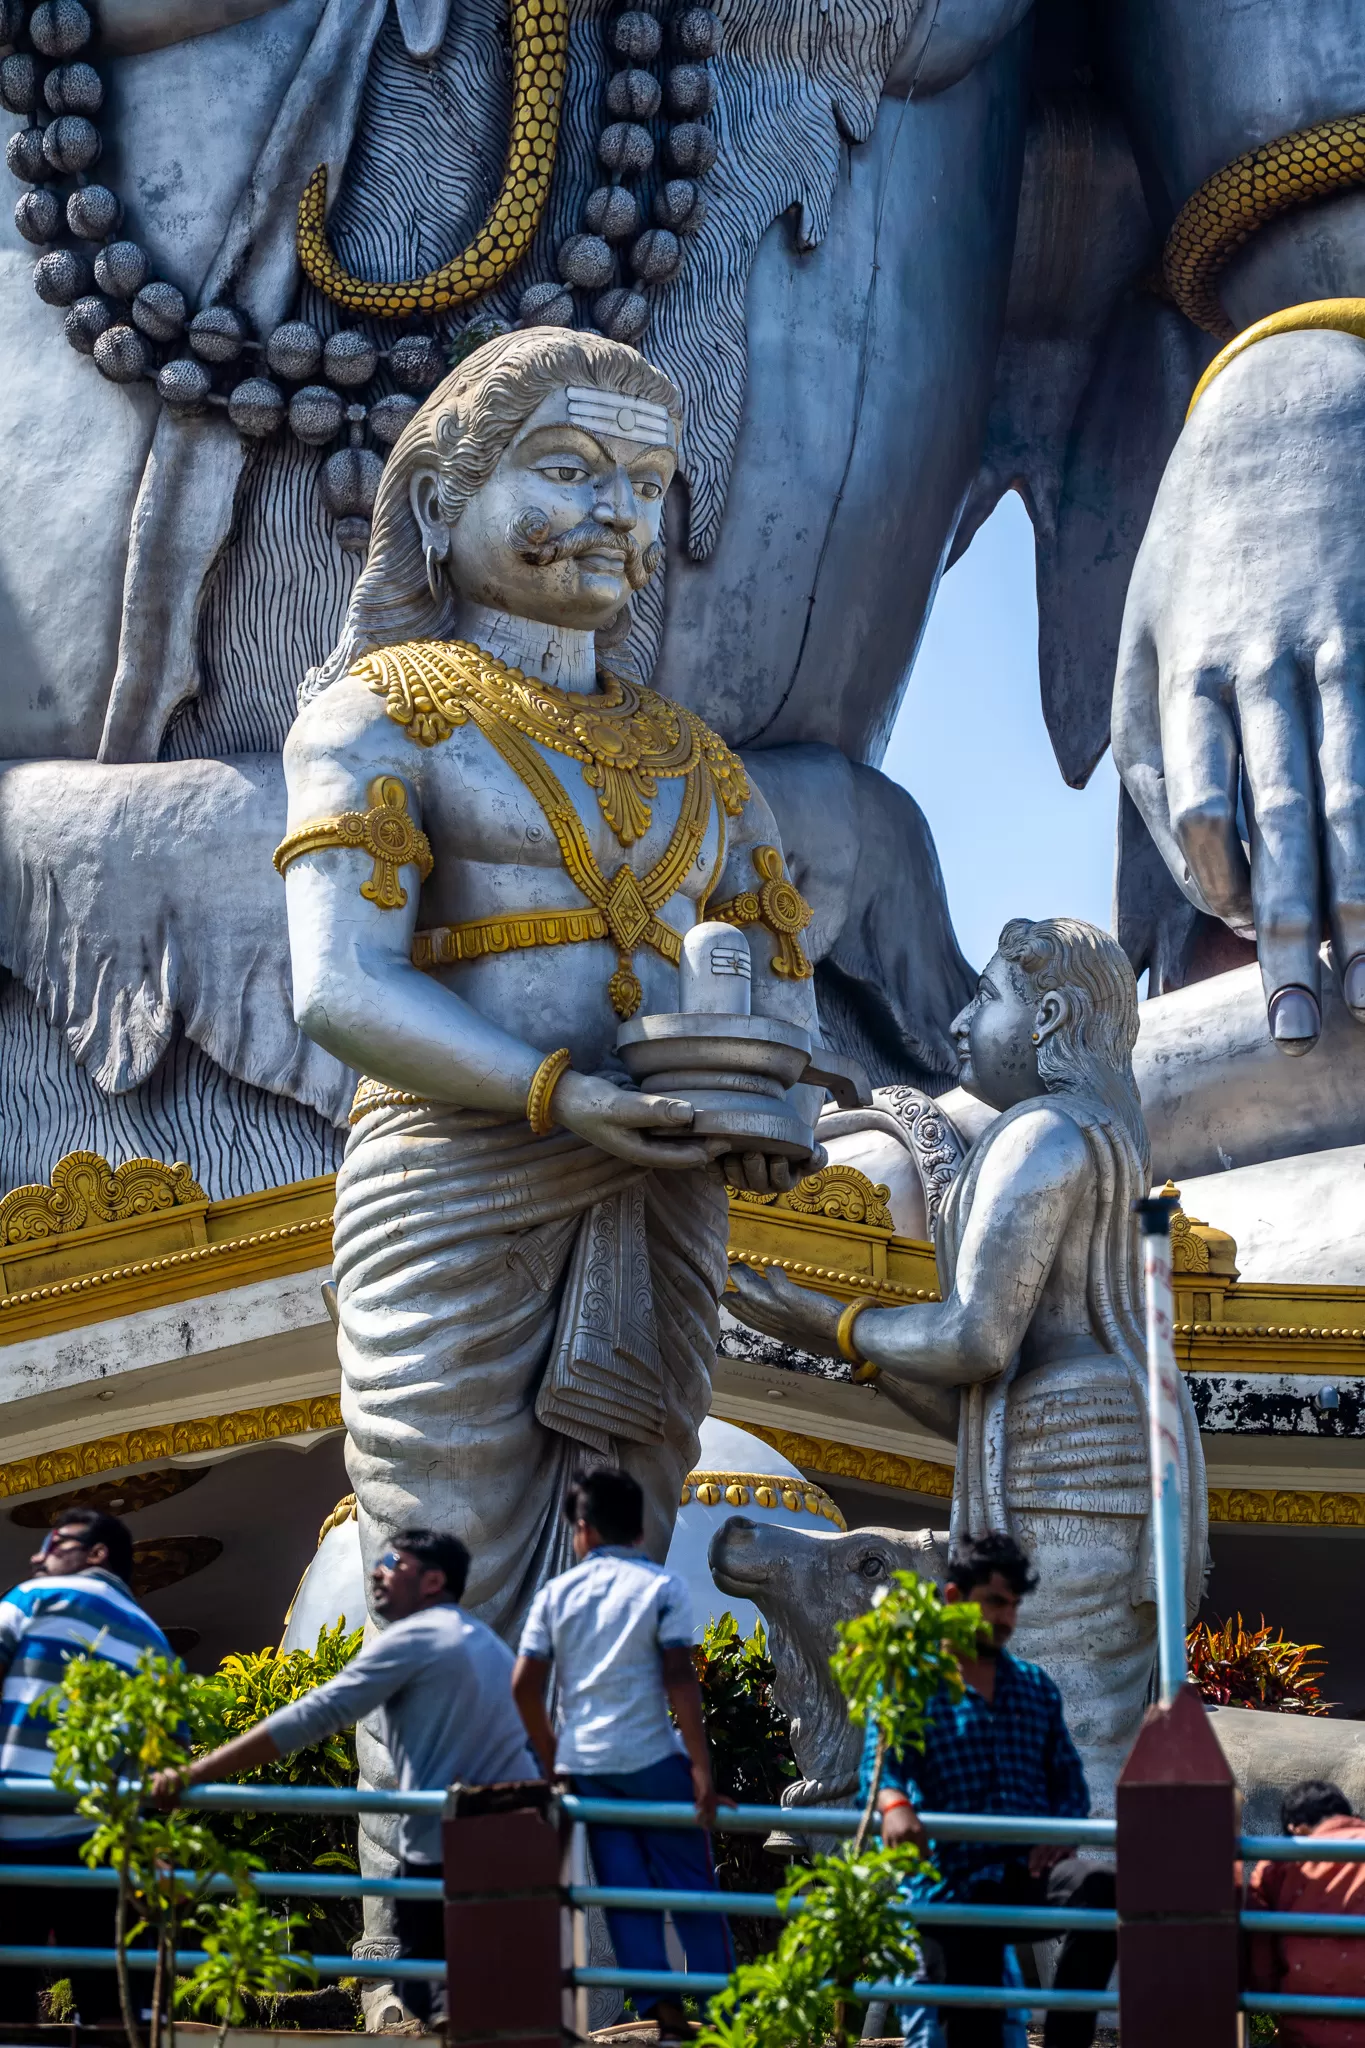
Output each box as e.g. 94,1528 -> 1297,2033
302,328 -> 682,703
994,916 -> 1147,1170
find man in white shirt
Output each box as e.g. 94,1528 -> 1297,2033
157,1527 -> 538,2026
512,1470 -> 733,2039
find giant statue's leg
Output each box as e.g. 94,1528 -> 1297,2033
1004,1359 -> 1155,1816
331,1102 -> 728,1638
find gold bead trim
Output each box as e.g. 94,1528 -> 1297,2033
711,845 -> 814,980
679,1469 -> 847,1529
296,0 -> 570,316
349,1079 -> 433,1126
1186,297 -> 1365,417
726,1249 -> 938,1303
526,1046 -> 572,1136
1163,113 -> 1365,338
274,775 -> 433,912
728,1421 -> 955,1504
0,1395 -> 344,1503
0,1216 -> 331,1316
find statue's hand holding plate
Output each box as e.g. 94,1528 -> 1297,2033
1113,328 -> 1365,1053
554,1069 -> 727,1172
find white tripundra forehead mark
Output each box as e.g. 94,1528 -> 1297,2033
565,386 -> 674,447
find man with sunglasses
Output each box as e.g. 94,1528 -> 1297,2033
155,1528 -> 539,2026
0,1505 -> 174,2024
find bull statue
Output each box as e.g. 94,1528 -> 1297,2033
711,1511 -> 1365,1842
708,1511 -> 948,1812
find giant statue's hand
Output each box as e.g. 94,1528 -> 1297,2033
554,1072 -> 726,1173
726,1263 -> 845,1359
1113,329 -> 1365,1052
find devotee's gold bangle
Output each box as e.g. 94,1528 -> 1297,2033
526,1047 -> 573,1136
836,1296 -> 879,1370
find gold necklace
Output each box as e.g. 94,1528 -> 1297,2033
355,637 -> 749,846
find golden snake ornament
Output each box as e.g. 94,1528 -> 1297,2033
1163,113 -> 1365,339
296,0 -> 570,317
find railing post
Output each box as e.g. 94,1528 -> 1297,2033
442,1780 -> 562,2048
1116,1684 -> 1241,2047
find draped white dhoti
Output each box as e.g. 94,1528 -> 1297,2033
331,1102 -> 729,1643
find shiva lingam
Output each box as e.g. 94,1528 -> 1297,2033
616,921 -> 869,1158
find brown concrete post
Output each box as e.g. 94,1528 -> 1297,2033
1116,1683 -> 1242,2046
442,1781 -> 562,2048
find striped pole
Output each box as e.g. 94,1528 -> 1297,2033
1136,1192 -> 1185,1704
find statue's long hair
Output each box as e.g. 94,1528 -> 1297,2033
302,328 -> 682,703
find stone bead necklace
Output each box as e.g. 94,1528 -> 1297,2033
518,4 -> 721,342
0,0 -> 446,550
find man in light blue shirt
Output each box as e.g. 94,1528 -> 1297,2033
513,1469 -> 733,2039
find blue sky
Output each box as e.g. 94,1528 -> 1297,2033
880,491 -> 1122,976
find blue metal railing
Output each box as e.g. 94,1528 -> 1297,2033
10,1777 -> 1365,2019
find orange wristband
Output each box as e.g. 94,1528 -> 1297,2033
880,1794 -> 911,1812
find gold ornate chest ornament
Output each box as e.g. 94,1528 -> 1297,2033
276,639 -> 813,1025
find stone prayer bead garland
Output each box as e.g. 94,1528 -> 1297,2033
0,0 -> 447,550
518,3 -> 720,341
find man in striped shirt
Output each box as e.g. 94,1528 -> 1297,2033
0,1505 -> 173,2024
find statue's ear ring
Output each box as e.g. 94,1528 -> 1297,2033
1030,1031 -> 1040,1044
424,544 -> 445,604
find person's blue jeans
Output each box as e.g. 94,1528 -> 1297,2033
572,1752 -> 735,2015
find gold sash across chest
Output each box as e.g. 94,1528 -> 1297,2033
355,639 -> 751,1020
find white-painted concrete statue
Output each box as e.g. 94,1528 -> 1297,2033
731,916 -> 1209,1810
278,325 -> 821,1636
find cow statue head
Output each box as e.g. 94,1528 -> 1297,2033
709,1513 -> 948,1811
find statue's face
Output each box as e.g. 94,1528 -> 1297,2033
415,384 -> 677,632
951,953 -> 1047,1111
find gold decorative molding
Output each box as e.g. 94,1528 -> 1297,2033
1162,1181 -> 1238,1280
0,1396 -> 344,1503
730,1163 -> 893,1228
1207,1488 -> 1365,1529
680,1468 -> 847,1529
0,1162 -> 335,1346
0,1151 -> 206,1243
732,1420 -> 955,1503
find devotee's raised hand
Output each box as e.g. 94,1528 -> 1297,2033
726,1262 -> 845,1359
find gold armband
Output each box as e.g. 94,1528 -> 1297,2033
526,1047 -> 573,1136
836,1295 -> 879,1372
274,775 -> 433,911
1187,297 -> 1365,417
710,846 -> 814,979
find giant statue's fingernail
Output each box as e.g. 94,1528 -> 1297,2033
1268,984 -> 1321,1055
1345,955 -> 1365,1019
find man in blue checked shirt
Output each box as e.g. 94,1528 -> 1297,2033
0,1505 -> 174,2026
865,1532 -> 1116,2048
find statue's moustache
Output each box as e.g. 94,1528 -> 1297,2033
509,509 -> 661,591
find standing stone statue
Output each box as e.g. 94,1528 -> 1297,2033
730,916 -> 1208,1810
278,324 -> 821,1638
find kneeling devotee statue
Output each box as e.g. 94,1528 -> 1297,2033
276,328 -> 821,1638
731,917 -> 1209,1810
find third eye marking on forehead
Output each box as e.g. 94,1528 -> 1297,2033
565,385 -> 673,448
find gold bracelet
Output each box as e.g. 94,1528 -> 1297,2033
526,1047 -> 572,1137
836,1295 -> 879,1369
1187,296 -> 1365,417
